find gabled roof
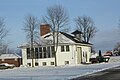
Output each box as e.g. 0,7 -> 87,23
20,31 -> 92,48
60,32 -> 92,45
19,40 -> 47,48
0,53 -> 21,59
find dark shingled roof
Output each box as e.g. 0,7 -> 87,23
60,32 -> 92,45
71,30 -> 83,34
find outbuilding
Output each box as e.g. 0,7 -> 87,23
0,53 -> 22,67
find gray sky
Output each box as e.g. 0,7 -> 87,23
0,0 -> 120,53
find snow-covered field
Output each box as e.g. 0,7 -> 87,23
0,62 -> 119,80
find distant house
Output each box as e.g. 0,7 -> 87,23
104,50 -> 113,57
0,53 -> 22,67
20,24 -> 92,67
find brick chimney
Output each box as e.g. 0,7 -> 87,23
40,23 -> 51,36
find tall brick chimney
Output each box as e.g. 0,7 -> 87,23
40,23 -> 51,36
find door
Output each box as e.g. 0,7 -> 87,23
77,47 -> 82,64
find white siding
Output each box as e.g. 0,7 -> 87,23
56,45 -> 73,66
77,45 -> 91,63
26,58 -> 55,66
21,32 -> 92,66
22,48 -> 27,66
21,44 -> 91,66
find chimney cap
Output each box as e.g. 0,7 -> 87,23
71,30 -> 83,34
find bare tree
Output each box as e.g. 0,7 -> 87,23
42,5 -> 69,66
114,19 -> 120,56
75,16 -> 97,43
114,42 -> 120,56
23,15 -> 39,67
0,17 -> 8,54
0,42 -> 8,54
0,17 -> 7,40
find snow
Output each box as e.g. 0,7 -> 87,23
109,56 -> 120,63
0,53 -> 21,59
0,62 -> 119,80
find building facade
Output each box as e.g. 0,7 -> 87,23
0,54 -> 22,67
20,24 -> 92,67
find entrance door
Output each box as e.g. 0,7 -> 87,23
77,47 -> 82,64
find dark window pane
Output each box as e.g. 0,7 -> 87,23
35,48 -> 38,59
66,45 -> 70,52
51,62 -> 54,65
27,48 -> 31,59
43,47 -> 46,52
65,61 -> 69,65
35,62 -> 39,66
39,47 -> 42,52
43,47 -> 46,58
61,46 -> 65,52
51,46 -> 55,57
43,62 -> 47,66
47,47 -> 50,58
27,63 -> 31,66
39,47 -> 42,58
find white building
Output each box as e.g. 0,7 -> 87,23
20,24 -> 92,67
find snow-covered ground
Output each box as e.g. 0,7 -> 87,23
0,62 -> 120,80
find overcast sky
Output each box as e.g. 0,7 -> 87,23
0,0 -> 120,53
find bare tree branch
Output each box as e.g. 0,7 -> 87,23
75,16 -> 97,43
0,17 -> 7,40
23,15 -> 39,67
42,5 -> 69,66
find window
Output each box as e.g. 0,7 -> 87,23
35,62 -> 39,66
47,47 -> 50,58
61,46 -> 65,52
39,47 -> 42,58
35,48 -> 38,59
61,45 -> 70,52
65,61 -> 69,65
51,46 -> 55,57
26,46 -> 57,59
43,62 -> 47,66
27,48 -> 31,59
43,47 -> 46,58
66,45 -> 70,52
51,62 -> 54,65
27,63 -> 31,66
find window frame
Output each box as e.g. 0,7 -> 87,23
47,46 -> 51,58
35,48 -> 39,59
43,62 -> 47,66
39,47 -> 42,58
35,62 -> 39,66
43,47 -> 47,58
26,48 -> 31,59
51,62 -> 54,65
65,61 -> 69,65
27,63 -> 31,66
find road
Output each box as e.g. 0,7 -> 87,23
72,66 -> 120,80
0,62 -> 119,80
